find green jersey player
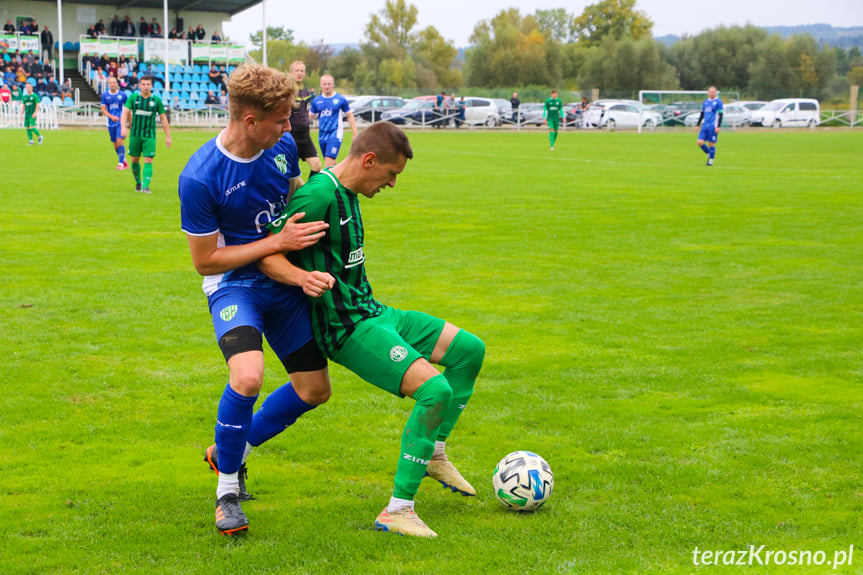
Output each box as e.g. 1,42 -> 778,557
263,122 -> 485,538
21,83 -> 42,145
121,76 -> 171,193
544,89 -> 563,150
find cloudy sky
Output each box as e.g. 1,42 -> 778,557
222,0 -> 862,48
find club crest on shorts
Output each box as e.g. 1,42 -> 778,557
390,346 -> 408,362
219,305 -> 238,322
273,154 -> 288,175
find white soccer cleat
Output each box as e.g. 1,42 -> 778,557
425,458 -> 476,496
374,508 -> 437,538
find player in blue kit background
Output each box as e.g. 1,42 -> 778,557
100,76 -> 128,170
179,64 -> 335,535
696,86 -> 724,166
309,74 -> 357,168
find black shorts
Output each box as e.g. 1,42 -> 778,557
291,129 -> 319,161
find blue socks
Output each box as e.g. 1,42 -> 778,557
246,381 -> 316,447
709,146 -> 716,160
700,143 -> 710,154
215,385 -> 258,474
117,145 -> 125,164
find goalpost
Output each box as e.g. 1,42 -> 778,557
637,90 -> 739,133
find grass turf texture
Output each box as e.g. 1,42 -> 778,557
1,127 -> 861,574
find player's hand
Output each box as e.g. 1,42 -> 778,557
301,271 -> 335,298
715,127 -> 721,134
121,129 -> 128,139
166,136 -> 172,148
273,212 -> 329,252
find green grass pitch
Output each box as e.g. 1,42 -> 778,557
1,126 -> 861,574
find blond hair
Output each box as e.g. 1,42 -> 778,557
226,64 -> 296,120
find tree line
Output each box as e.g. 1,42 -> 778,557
249,0 -> 863,100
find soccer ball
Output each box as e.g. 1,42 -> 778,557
492,451 -> 554,511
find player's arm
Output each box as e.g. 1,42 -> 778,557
120,106 -> 131,138
695,110 -> 704,131
716,103 -> 723,132
345,110 -> 358,138
160,113 -> 172,148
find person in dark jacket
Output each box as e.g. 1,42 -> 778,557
138,17 -> 149,37
41,26 -> 54,60
196,25 -> 206,42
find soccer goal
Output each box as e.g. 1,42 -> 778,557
637,90 -> 738,133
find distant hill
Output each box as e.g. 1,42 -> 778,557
655,24 -> 863,50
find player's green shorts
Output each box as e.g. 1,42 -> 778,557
332,306 -> 446,397
547,117 -> 560,131
129,136 -> 156,158
24,115 -> 36,128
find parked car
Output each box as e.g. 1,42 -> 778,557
380,97 -> 445,125
736,100 -> 768,114
517,102 -> 546,125
683,103 -> 754,128
462,97 -> 510,126
587,100 -> 663,129
350,95 -> 406,123
750,98 -> 820,128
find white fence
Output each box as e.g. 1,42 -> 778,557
0,102 -> 60,130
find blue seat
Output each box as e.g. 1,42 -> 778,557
63,97 -> 74,106
41,95 -> 52,105
52,96 -> 62,105
74,42 -> 80,51
191,82 -> 201,92
54,41 -> 59,50
180,91 -> 190,100
193,65 -> 203,74
190,91 -> 199,101
182,73 -> 193,82
181,82 -> 191,91
123,89 -> 132,97
192,74 -> 203,83
63,41 -> 73,51
27,77 -> 37,86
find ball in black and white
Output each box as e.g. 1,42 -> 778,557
492,451 -> 554,511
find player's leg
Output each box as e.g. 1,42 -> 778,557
707,131 -> 718,165
295,131 -> 322,176
697,127 -> 710,154
207,289 -> 267,534
140,138 -> 156,191
332,319 -> 451,537
395,310 -> 485,495
128,136 -> 143,190
30,117 -> 41,143
305,154 -> 322,174
323,138 -> 341,168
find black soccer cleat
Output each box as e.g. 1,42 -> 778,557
204,444 -> 256,501
215,494 -> 249,535
135,184 -> 142,192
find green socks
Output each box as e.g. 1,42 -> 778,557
392,374 -> 452,500
143,163 -> 153,188
132,162 -> 141,185
437,330 -> 485,440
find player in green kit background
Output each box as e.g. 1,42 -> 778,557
121,76 -> 171,193
262,122 -> 485,538
544,89 -> 563,151
21,83 -> 43,145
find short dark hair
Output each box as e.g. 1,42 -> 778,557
349,121 -> 413,164
140,75 -> 153,84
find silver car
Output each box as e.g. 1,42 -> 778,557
684,103 -> 754,128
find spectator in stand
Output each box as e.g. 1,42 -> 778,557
61,78 -> 73,98
15,66 -> 27,86
1,49 -> 10,63
3,20 -> 15,34
126,71 -> 138,89
196,25 -> 206,42
204,90 -> 218,105
41,26 -> 54,60
4,66 -> 16,86
110,15 -> 122,36
172,94 -> 180,110
30,20 -> 39,34
218,89 -> 227,109
0,84 -> 10,103
168,28 -> 178,39
46,77 -> 59,96
94,66 -> 107,85
150,18 -> 161,38
35,75 -> 47,96
118,59 -> 129,79
211,30 -> 222,43
123,15 -> 136,37
21,56 -> 33,76
108,60 -> 119,78
19,20 -> 33,35
187,26 -> 197,42
207,65 -> 221,85
86,25 -> 97,39
94,19 -> 106,36
139,17 -> 149,38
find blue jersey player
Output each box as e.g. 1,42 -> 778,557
179,65 -> 335,536
696,86 -> 724,166
100,76 -> 128,170
309,74 -> 357,168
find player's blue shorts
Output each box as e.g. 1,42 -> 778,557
108,124 -> 123,143
319,137 -> 343,159
207,284 -> 313,360
698,126 -> 718,144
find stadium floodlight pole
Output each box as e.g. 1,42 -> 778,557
164,0 -> 170,95
57,0 -> 63,85
262,0 -> 268,67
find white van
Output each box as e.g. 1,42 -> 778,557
751,98 -> 820,128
